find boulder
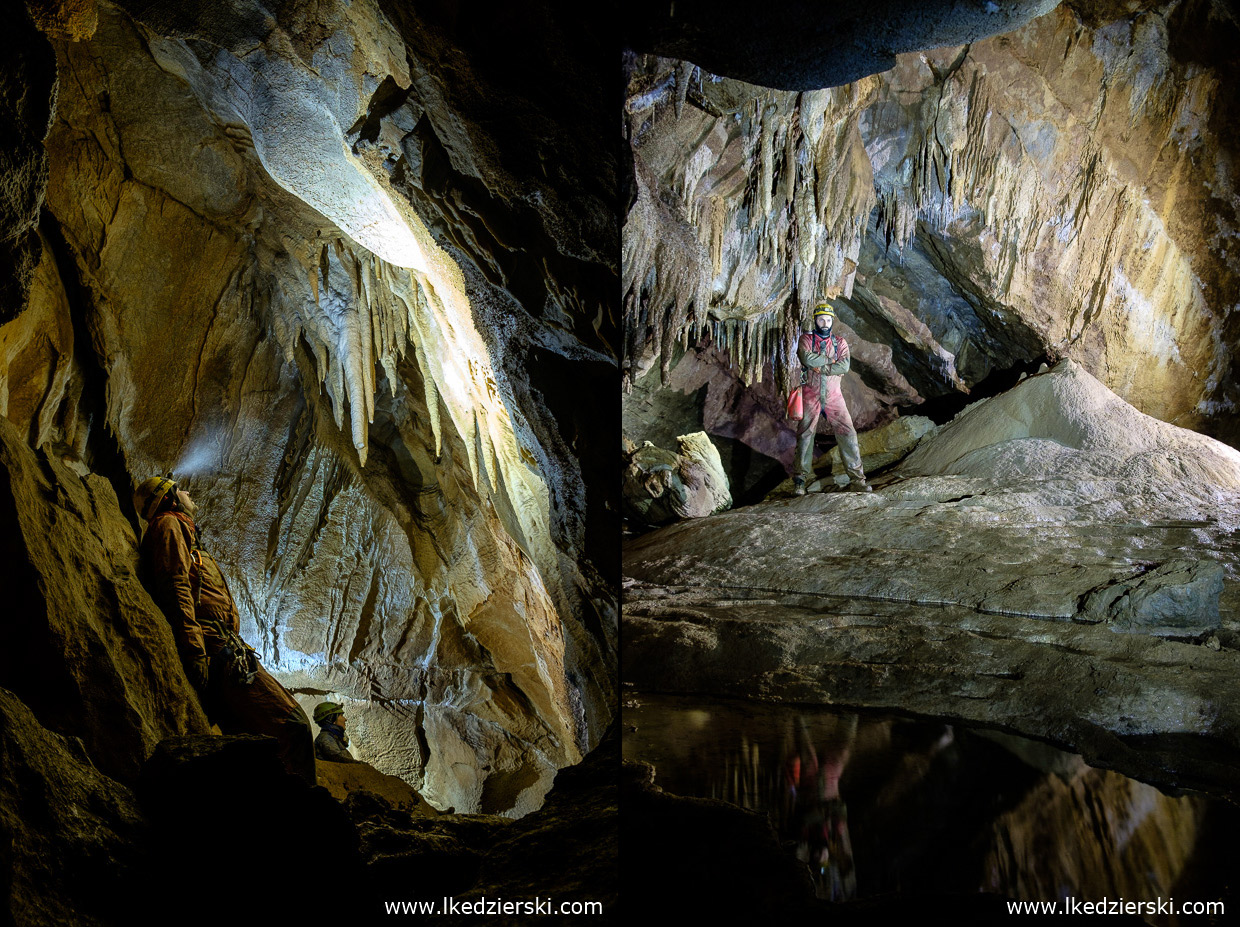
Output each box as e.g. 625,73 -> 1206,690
0,687 -> 149,927
138,734 -> 359,921
623,432 -> 731,527
316,756 -> 437,818
355,723 -> 619,920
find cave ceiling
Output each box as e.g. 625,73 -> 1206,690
623,0 -> 1240,453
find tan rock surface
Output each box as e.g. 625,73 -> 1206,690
0,0 -> 617,817
316,755 -> 438,818
0,416 -> 209,783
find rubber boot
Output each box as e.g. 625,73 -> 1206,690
837,432 -> 872,492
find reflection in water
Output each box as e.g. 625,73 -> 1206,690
624,694 -> 1228,924
782,715 -> 856,900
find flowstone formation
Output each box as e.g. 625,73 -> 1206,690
2,0 -> 616,842
624,361 -> 1240,792
623,0 -> 1240,477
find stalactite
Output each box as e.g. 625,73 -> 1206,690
784,101 -> 799,211
759,101 -> 775,219
329,345 -> 345,431
710,195 -> 725,276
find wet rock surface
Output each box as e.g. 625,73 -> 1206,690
623,693 -> 1224,919
621,760 -> 1040,921
623,362 -> 1240,793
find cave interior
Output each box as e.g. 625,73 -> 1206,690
1,0 -> 617,921
621,0 -> 1240,918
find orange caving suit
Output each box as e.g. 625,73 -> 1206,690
141,511 -> 315,783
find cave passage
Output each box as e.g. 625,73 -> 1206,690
623,0 -> 1240,502
1,2 -> 618,865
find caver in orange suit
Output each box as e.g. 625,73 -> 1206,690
141,509 -> 315,783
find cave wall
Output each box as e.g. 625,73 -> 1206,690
624,0 -> 1240,461
1,0 -> 616,819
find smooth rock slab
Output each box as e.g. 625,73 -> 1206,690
623,363 -> 1240,791
1082,560 -> 1225,635
622,583 -> 1240,795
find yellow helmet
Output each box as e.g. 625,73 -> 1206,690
813,302 -> 836,318
133,476 -> 177,521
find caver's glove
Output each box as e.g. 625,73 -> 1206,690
186,653 -> 209,694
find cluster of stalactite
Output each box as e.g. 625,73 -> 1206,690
621,158 -> 710,390
625,2 -> 1240,435
292,240 -> 429,467
269,236 -> 523,507
624,57 -> 878,394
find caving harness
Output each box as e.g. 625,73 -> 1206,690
786,330 -> 841,419
174,514 -> 259,687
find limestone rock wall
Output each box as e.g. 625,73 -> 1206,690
863,0 -> 1239,437
2,0 -> 616,817
624,0 -> 1240,457
0,8 -> 57,322
0,417 -> 209,784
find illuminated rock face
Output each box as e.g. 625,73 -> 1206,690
624,0 -> 1240,457
2,0 -> 615,817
